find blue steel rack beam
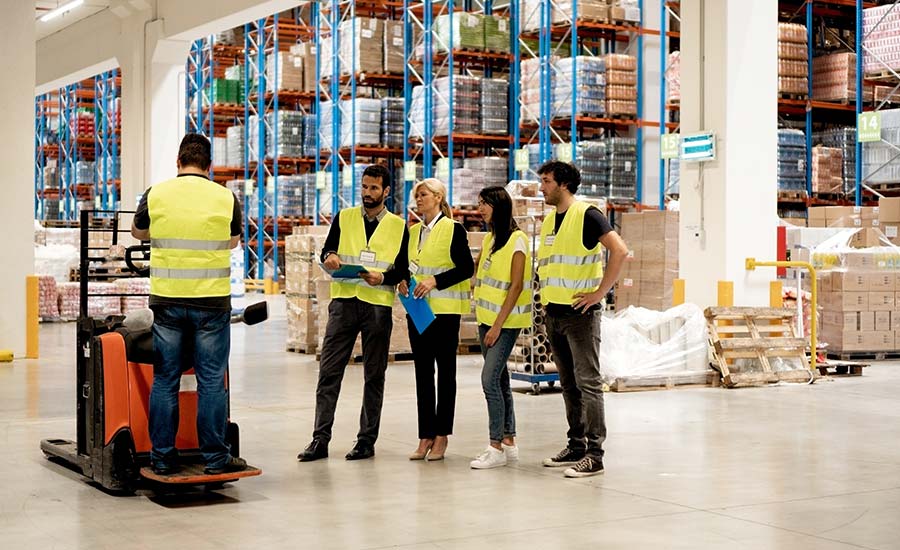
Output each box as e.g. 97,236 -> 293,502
856,0 -> 863,205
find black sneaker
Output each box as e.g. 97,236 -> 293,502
563,456 -> 605,478
542,447 -> 585,468
204,456 -> 248,475
151,462 -> 179,476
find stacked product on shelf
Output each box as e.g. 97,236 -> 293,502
668,158 -> 681,195
116,278 -> 150,314
340,164 -> 368,208
380,97 -> 405,149
434,12 -> 485,52
341,98 -> 382,147
610,0 -> 641,23
285,227 -> 329,353
519,56 -> 558,124
483,14 -> 511,53
38,275 -> 59,321
553,55 -> 606,117
212,78 -> 242,104
616,211 -> 679,311
384,19 -> 405,74
255,110 -> 305,159
666,51 -> 681,105
275,175 -> 317,218
480,78 -> 509,135
604,54 -> 637,117
607,137 -> 637,200
224,63 -> 244,83
410,76 -> 481,138
226,125 -> 244,167
812,52 -> 870,103
212,137 -> 228,168
340,17 -> 384,75
574,140 -> 609,198
811,146 -> 844,194
862,108 -> 900,185
815,127 -> 856,194
302,114 -> 317,157
777,128 -> 807,192
75,161 -> 94,185
777,23 -> 809,97
288,42 -> 319,93
863,4 -> 900,76
523,0 -> 612,29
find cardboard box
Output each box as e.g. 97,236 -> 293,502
829,271 -> 869,292
893,311 -> 900,331
867,271 -> 895,291
641,211 -> 679,241
851,228 -> 885,248
822,310 -> 873,331
641,239 -> 678,261
383,20 -> 405,74
875,311 -> 891,331
878,197 -> 900,222
821,329 -> 868,351
869,291 -> 895,311
870,331 -> 895,350
822,291 -> 868,310
619,212 -> 644,241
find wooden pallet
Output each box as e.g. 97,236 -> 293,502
778,93 -> 809,101
607,371 -> 719,393
817,360 -> 868,377
865,70 -> 900,82
286,344 -> 316,355
778,190 -> 808,202
705,306 -> 815,388
825,351 -> 900,361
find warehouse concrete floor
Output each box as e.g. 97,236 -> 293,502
2,295 -> 900,549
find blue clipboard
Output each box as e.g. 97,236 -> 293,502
326,264 -> 369,279
399,278 -> 436,334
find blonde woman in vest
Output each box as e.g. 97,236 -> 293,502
399,178 -> 475,461
470,186 -> 532,469
536,161 -> 628,478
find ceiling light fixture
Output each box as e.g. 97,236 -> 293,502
40,0 -> 85,22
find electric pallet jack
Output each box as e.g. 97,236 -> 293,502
41,210 -> 264,492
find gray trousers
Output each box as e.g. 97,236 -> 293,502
313,298 -> 393,445
545,310 -> 607,459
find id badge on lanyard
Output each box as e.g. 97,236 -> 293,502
409,261 -> 420,275
544,234 -> 556,247
359,248 -> 376,265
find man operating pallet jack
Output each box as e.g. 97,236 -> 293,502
131,133 -> 251,477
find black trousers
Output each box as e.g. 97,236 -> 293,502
313,298 -> 393,446
407,313 -> 461,439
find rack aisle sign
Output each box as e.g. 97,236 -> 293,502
858,112 -> 882,143
680,132 -> 716,162
661,133 -> 680,160
404,160 -> 416,182
555,142 -> 573,163
514,148 -> 529,172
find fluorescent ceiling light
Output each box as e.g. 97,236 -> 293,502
40,0 -> 85,22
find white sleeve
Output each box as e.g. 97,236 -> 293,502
514,234 -> 528,255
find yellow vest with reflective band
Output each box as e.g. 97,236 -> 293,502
537,201 -> 604,306
475,230 -> 533,328
331,207 -> 405,307
148,176 -> 234,298
408,216 -> 472,315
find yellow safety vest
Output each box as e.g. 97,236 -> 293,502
537,201 -> 604,306
331,207 -> 405,307
408,216 -> 472,315
148,176 -> 234,298
475,230 -> 533,329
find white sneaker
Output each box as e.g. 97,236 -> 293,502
470,446 -> 507,469
501,443 -> 519,461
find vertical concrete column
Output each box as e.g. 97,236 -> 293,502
0,1 -> 36,356
679,0 -> 779,307
641,1 -> 662,209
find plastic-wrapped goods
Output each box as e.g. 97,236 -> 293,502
778,76 -> 808,95
259,110 -> 305,159
813,52 -> 870,102
341,98 -> 382,147
599,303 -> 710,382
226,125 -> 244,167
603,54 -> 636,116
383,20 -> 405,74
380,98 -> 405,148
39,275 -> 59,320
606,99 -> 638,116
815,127 -> 856,194
779,59 -> 808,78
227,179 -> 252,209
553,56 -> 606,117
274,175 -> 317,218
115,278 -> 150,314
224,63 -> 244,82
863,5 -> 900,75
212,137 -> 228,168
607,137 -> 637,200
480,78 -> 509,135
231,245 -> 245,298
604,53 -> 637,72
464,156 -> 508,190
779,22 -> 808,44
777,128 -> 807,192
216,28 -> 242,46
340,164 -> 368,208
668,158 -> 680,195
575,140 -> 609,198
483,15 -> 511,53
266,52 -> 304,92
666,51 -> 680,105
34,243 -> 79,283
863,108 -> 900,184
434,12 -> 485,52
87,282 -> 121,318
607,70 -> 637,85
303,114 -> 318,157
57,282 -> 80,321
410,76 -> 481,138
212,78 -> 241,104
811,146 -> 844,194
339,17 -> 384,75
778,41 -> 808,61
519,57 -> 558,123
75,161 -> 94,185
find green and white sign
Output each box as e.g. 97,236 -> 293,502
661,133 -> 680,159
315,171 -> 327,190
514,148 -> 530,172
555,142 -> 573,163
859,111 -> 882,142
436,158 -> 450,179
404,160 -> 417,182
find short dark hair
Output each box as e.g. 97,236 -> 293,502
362,164 -> 391,189
537,160 -> 581,194
178,133 -> 212,171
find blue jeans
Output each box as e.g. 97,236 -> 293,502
478,324 -> 520,443
150,306 -> 231,469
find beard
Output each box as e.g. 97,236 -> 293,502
362,196 -> 383,208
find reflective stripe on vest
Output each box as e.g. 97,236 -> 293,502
408,216 -> 472,315
148,176 -> 234,298
474,230 -> 533,329
536,201 -> 604,307
330,207 -> 405,307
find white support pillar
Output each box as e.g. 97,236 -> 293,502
679,0 -> 779,307
641,1 -> 662,209
0,1 -> 36,357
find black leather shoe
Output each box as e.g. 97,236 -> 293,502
345,442 -> 375,461
151,462 -> 179,476
297,440 -> 328,462
204,456 -> 248,475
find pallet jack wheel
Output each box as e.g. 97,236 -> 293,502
105,430 -> 138,494
548,380 -> 556,388
532,383 -> 541,395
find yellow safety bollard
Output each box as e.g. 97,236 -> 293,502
26,275 -> 39,359
264,277 -> 274,295
672,279 -> 685,307
717,281 -> 734,307
769,280 -> 784,308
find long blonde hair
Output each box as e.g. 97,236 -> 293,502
413,178 -> 453,219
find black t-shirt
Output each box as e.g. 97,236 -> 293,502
133,174 -> 242,311
546,206 -> 613,317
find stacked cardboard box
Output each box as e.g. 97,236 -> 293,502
812,52 -> 871,103
340,18 -> 384,75
819,266 -> 898,352
266,53 -> 304,93
288,42 -> 318,93
610,0 -> 640,23
807,205 -> 880,229
523,0 -> 611,30
604,54 -> 637,116
286,227 -> 329,353
811,146 -> 843,194
383,20 -> 405,74
879,197 -> 900,244
863,5 -> 900,75
778,23 -> 809,96
616,211 -> 679,311
435,12 -> 485,52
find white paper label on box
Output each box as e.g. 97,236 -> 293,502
362,29 -> 373,39
623,278 -> 634,287
853,206 -> 862,213
245,181 -> 254,194
293,57 -> 302,68
467,15 -> 478,27
625,161 -> 633,172
797,159 -> 804,171
393,38 -> 403,46
294,188 -> 301,196
887,225 -> 899,238
873,219 -> 880,226
874,207 -> 880,214
854,218 -> 862,226
499,19 -> 508,32
627,250 -> 635,259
